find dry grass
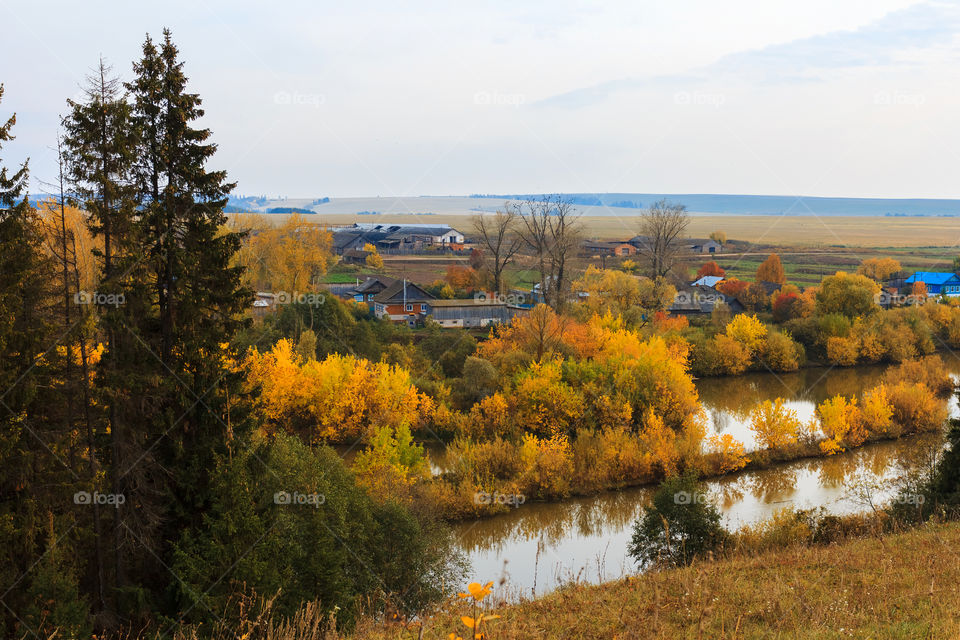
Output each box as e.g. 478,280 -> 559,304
348,520 -> 960,639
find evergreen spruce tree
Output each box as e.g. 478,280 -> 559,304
63,59 -> 156,616
0,84 -> 91,638
125,29 -> 252,600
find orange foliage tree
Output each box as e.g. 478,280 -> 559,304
696,261 -> 725,278
756,253 -> 786,285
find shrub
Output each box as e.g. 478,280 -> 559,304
706,433 -> 750,474
760,330 -> 803,371
887,382 -> 948,433
860,384 -> 894,435
709,333 -> 751,375
883,356 -> 953,396
628,472 -> 727,567
734,508 -> 813,553
518,433 -> 573,499
172,433 -> 464,626
749,398 -> 801,451
725,314 -> 768,354
825,335 -> 859,366
818,395 -> 866,454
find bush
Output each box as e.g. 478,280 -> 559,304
760,330 -> 804,371
734,508 -> 813,553
818,395 -> 866,454
883,356 -> 954,396
887,382 -> 948,433
628,472 -> 727,567
749,398 -> 801,451
825,335 -> 859,366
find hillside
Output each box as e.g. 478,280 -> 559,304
351,521 -> 960,639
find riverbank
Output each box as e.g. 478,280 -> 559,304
349,519 -> 960,639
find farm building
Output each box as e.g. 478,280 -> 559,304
331,223 -> 465,255
343,275 -> 398,306
425,299 -> 521,328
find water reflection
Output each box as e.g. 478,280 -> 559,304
697,361 -> 960,449
457,381 -> 952,598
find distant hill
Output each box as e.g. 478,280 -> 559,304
470,193 -> 960,217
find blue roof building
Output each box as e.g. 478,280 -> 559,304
904,272 -> 960,296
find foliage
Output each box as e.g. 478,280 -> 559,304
172,433 -> 463,627
696,260 -> 725,278
815,271 -> 880,317
363,242 -> 384,270
749,398 -> 801,451
628,472 -> 727,567
818,395 -> 866,454
755,253 -> 786,285
857,257 -> 901,281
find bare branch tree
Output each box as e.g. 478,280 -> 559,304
636,199 -> 689,279
515,195 -> 582,311
471,204 -> 523,295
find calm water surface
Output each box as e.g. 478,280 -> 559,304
454,362 -> 960,598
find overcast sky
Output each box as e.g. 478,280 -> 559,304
3,0 -> 960,199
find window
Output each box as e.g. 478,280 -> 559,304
420,303 -> 427,311
406,304 -> 413,311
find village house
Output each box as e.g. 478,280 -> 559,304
372,280 -> 436,326
904,272 -> 960,296
343,275 -> 398,307
424,298 -> 521,328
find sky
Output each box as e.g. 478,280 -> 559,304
2,0 -> 960,199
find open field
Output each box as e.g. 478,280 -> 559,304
243,210 -> 960,248
350,520 -> 960,639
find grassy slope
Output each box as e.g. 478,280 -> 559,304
352,521 -> 960,639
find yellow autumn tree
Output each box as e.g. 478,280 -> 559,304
857,257 -> 901,282
725,314 -> 768,355
363,242 -> 384,270
749,398 -> 801,451
818,395 -> 866,454
244,339 -> 434,443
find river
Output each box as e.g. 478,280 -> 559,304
453,362 -> 960,599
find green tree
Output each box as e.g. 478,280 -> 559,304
124,29 -> 254,560
0,85 -> 91,638
172,433 -> 463,627
628,472 -> 727,567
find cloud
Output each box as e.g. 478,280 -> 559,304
538,1 -> 960,108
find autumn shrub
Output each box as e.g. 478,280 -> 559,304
886,382 -> 948,433
446,437 -> 523,485
883,355 -> 954,396
749,398 -> 802,451
511,360 -> 584,437
352,422 -> 430,505
464,392 -> 514,439
760,330 -> 803,371
637,410 -> 682,479
705,433 -> 750,474
818,395 -> 866,454
518,433 -> 573,499
725,314 -> 767,355
825,335 -> 859,366
707,333 -> 751,375
860,384 -> 894,436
